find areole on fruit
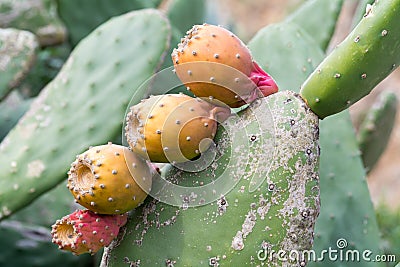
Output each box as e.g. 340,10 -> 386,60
67,143 -> 153,214
125,93 -> 231,163
172,24 -> 278,107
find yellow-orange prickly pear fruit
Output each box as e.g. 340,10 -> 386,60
125,93 -> 231,163
172,24 -> 278,108
67,143 -> 153,214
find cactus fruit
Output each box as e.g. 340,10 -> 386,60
125,93 -> 231,163
67,143 -> 153,215
51,209 -> 127,255
172,24 -> 278,107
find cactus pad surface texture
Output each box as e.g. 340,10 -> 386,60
0,9 -> 171,220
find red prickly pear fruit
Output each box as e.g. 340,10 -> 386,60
51,209 -> 127,255
67,143 -> 153,214
125,93 -> 231,163
172,24 -> 278,108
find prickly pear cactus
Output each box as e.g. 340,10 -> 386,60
0,92 -> 32,141
56,0 -> 162,46
0,0 -> 67,46
286,0 -> 343,51
310,112 -> 384,267
300,0 -> 400,118
0,28 -> 38,100
357,91 -> 397,173
165,0 -> 206,36
249,1 -> 387,266
0,9 -> 171,220
102,91 -> 320,266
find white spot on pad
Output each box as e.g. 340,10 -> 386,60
27,160 -> 45,178
231,210 -> 257,250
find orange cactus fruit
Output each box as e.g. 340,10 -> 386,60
51,209 -> 127,255
125,93 -> 231,163
172,24 -> 278,108
67,142 -> 153,214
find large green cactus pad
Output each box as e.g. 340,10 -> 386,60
0,9 -> 171,220
102,90 -> 320,266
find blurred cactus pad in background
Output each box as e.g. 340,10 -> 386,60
1,0 -> 400,266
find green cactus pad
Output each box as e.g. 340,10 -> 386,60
0,9 -> 171,220
308,111 -> 384,267
102,90 -> 320,266
286,0 -> 343,51
248,2 -> 385,265
56,0 -> 162,46
0,28 -> 38,100
300,0 -> 400,119
8,182 -> 77,227
0,0 -> 67,46
357,91 -> 397,173
166,0 -> 206,35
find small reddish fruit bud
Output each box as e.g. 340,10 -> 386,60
51,209 -> 127,255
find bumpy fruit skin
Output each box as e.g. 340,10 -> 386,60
67,143 -> 153,214
172,24 -> 278,107
125,93 -> 231,163
51,209 -> 127,255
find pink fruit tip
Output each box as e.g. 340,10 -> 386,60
51,209 -> 127,255
250,61 -> 279,97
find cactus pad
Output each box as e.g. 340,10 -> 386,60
102,90 -> 320,266
0,9 -> 171,220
